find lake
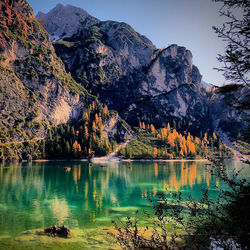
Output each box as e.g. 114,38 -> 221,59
0,160 -> 249,249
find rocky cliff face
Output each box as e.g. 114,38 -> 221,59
120,45 -> 209,130
38,4 -> 210,134
0,0 -> 95,141
1,1 -> 248,150
37,4 -> 99,41
209,84 -> 250,140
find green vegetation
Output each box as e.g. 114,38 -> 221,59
111,162 -> 250,249
0,102 -> 124,161
233,140 -> 250,156
53,41 -> 77,48
44,102 -> 113,159
119,123 -> 232,159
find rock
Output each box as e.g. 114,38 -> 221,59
44,225 -> 71,238
37,4 -> 99,41
209,84 -> 249,140
39,6 -> 209,133
0,0 -> 97,149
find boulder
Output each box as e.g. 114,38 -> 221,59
44,225 -> 71,238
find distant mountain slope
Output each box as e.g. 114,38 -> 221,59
209,84 -> 249,141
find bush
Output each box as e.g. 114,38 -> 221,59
110,160 -> 250,249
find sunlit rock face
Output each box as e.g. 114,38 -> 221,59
38,6 -> 209,133
0,0 -> 92,141
37,4 -> 99,41
121,44 -> 208,131
37,3 -> 248,139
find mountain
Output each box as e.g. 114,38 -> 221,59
0,2 -> 248,160
202,80 -> 214,90
209,84 -> 249,142
120,45 -> 209,131
37,4 -> 99,41
38,4 -> 212,134
0,0 -> 132,160
0,0 -> 92,141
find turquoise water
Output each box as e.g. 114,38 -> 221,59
0,160 -> 249,248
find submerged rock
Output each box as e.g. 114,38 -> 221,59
44,225 -> 71,238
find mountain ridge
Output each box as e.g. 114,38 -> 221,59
0,1 -> 248,161
38,3 -> 249,143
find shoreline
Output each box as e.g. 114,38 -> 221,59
30,158 -> 212,163
121,158 -> 211,163
2,157 -> 244,164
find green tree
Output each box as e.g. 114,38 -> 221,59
65,140 -> 70,155
213,0 -> 249,86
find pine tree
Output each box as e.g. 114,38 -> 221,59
65,140 -> 70,155
42,140 -> 46,158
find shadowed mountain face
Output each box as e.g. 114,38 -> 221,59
37,4 -> 214,134
0,1 -> 248,150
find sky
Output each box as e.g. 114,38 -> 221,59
27,0 -> 229,86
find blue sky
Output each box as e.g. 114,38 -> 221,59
28,0 -> 228,86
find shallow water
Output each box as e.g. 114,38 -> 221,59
0,160 -> 249,249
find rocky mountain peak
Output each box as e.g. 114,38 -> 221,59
139,44 -> 202,97
36,3 -> 99,41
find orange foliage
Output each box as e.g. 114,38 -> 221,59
0,0 -> 35,48
73,140 -> 81,153
153,147 -> 158,158
161,128 -> 167,140
150,124 -> 156,135
167,123 -> 170,132
104,105 -> 108,115
167,134 -> 175,147
84,126 -> 89,140
203,132 -> 209,145
213,132 -> 217,140
180,149 -> 184,156
95,113 -> 99,123
187,141 -> 196,154
92,121 -> 97,132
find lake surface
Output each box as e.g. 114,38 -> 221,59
0,160 -> 249,249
